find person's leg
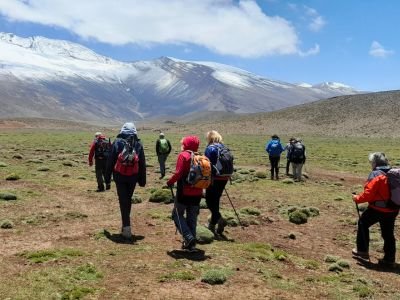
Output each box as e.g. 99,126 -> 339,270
205,183 -> 222,228
186,204 -> 200,240
269,156 -> 274,179
286,159 -> 290,175
158,154 -> 166,178
379,211 -> 398,262
172,202 -> 195,243
95,160 -> 105,191
356,208 -> 379,254
298,163 -> 304,181
292,163 -> 298,180
115,182 -> 131,228
275,157 -> 280,180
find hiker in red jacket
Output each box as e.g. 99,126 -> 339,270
167,135 -> 202,251
352,152 -> 399,267
88,132 -> 111,192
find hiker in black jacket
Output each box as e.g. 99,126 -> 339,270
105,122 -> 146,240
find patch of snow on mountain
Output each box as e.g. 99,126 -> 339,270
212,70 -> 251,88
297,82 -> 313,88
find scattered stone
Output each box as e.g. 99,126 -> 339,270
288,233 -> 296,239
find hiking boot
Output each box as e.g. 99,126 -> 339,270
216,218 -> 227,235
105,184 -> 111,190
352,248 -> 369,259
182,237 -> 196,251
378,259 -> 395,267
121,226 -> 133,239
96,184 -> 105,192
270,175 -> 274,180
96,188 -> 105,192
275,175 -> 279,180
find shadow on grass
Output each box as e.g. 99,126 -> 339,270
167,249 -> 211,261
354,257 -> 400,275
104,230 -> 145,245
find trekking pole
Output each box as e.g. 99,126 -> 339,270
170,186 -> 183,235
224,188 -> 244,230
352,192 -> 361,218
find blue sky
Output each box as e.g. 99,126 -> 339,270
0,0 -> 398,91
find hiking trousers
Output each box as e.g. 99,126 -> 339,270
286,159 -> 291,175
115,181 -> 137,227
95,159 -> 107,190
357,207 -> 398,262
292,163 -> 303,181
269,156 -> 280,179
157,153 -> 169,177
172,202 -> 200,243
206,180 -> 228,225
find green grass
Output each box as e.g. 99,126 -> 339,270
20,248 -> 84,263
159,271 -> 196,282
201,268 -> 231,285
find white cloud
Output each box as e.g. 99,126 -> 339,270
303,5 -> 326,32
0,0 -> 316,58
369,41 -> 394,58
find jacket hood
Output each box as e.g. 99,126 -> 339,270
182,135 -> 200,152
120,122 -> 137,136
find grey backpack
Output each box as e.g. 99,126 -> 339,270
387,168 -> 400,208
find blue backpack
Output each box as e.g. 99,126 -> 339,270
268,140 -> 283,157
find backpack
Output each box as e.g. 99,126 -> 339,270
290,142 -> 305,163
268,140 -> 283,157
114,138 -> 139,176
159,139 -> 170,154
186,151 -> 212,189
95,137 -> 111,159
212,144 -> 234,177
386,168 -> 400,208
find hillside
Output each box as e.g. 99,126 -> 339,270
187,90 -> 400,138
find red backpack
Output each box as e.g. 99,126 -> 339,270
114,138 -> 139,176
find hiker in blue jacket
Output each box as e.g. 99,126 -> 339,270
266,134 -> 284,180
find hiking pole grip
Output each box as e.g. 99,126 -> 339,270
352,192 -> 361,219
224,188 -> 244,230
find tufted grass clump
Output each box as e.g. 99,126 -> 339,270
196,225 -> 214,244
159,271 -> 196,282
240,207 -> 261,216
0,192 -> 17,201
12,154 -> 23,159
0,219 -> 14,229
20,248 -> 84,263
131,194 -> 143,204
74,263 -> 103,281
308,207 -> 320,217
37,166 -> 50,172
6,173 -> 20,181
199,199 -> 208,209
288,210 -> 308,224
0,162 -> 7,167
149,189 -> 172,203
62,161 -> 74,167
337,259 -> 351,269
255,171 -> 267,179
201,268 -> 230,285
324,255 -> 340,263
328,263 -> 343,273
282,178 -> 294,184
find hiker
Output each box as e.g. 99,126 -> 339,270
88,132 -> 111,192
265,134 -> 284,180
105,122 -> 146,240
284,138 -> 296,176
204,130 -> 233,235
352,152 -> 399,266
289,138 -> 306,181
167,136 -> 203,251
156,132 -> 172,179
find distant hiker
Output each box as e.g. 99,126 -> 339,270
167,136 -> 204,251
204,130 -> 234,235
284,138 -> 296,176
105,122 -> 146,240
156,132 -> 172,179
289,139 -> 306,181
88,132 -> 111,192
265,134 -> 284,180
352,152 -> 399,267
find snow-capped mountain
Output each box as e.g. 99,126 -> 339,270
0,32 -> 360,122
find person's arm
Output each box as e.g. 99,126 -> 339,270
155,140 -> 160,155
167,153 -> 187,186
105,140 -> 118,184
354,175 -> 387,204
265,142 -> 270,153
167,140 -> 172,155
88,142 -> 96,166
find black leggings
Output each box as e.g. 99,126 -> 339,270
115,181 -> 136,227
205,180 -> 228,225
269,156 -> 280,177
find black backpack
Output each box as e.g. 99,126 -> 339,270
212,145 -> 234,177
290,142 -> 305,163
95,137 -> 111,159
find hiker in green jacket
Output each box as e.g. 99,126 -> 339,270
156,133 -> 172,179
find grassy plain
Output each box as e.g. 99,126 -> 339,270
1,127 -> 400,299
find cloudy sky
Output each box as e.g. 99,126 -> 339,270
0,0 -> 397,91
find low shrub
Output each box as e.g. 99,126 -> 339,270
12,154 -> 23,159
0,192 -> 17,200
131,194 -> 143,204
196,225 -> 214,244
0,220 -> 14,229
240,207 -> 261,216
149,189 -> 171,203
282,178 -> 294,184
62,161 -> 74,167
288,211 -> 308,224
337,259 -> 350,268
0,162 -> 8,167
37,166 -> 50,172
255,171 -> 267,179
324,255 -> 340,263
6,173 -> 20,181
201,269 -> 229,285
328,263 -> 343,272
